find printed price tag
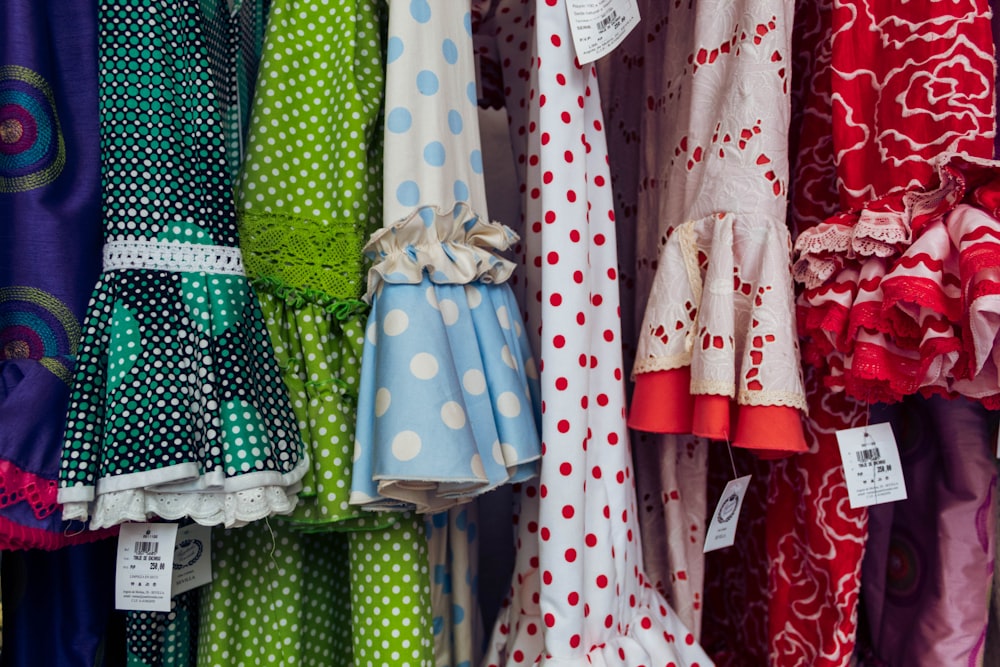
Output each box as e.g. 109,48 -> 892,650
704,474 -> 752,553
566,0 -> 640,64
836,422 -> 907,509
172,524 -> 213,596
115,523 -> 178,612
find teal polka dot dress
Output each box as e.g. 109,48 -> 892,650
56,0 -> 305,528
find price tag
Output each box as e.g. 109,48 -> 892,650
703,474 -> 752,553
836,422 -> 907,509
115,523 -> 178,612
172,524 -> 213,596
565,0 -> 640,65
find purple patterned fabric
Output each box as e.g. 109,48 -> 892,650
0,0 -> 111,548
862,395 -> 996,666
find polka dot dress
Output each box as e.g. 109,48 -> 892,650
56,0 -> 304,528
351,0 -> 542,514
480,1 -> 713,665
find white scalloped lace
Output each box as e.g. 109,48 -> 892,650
103,239 -> 246,275
67,485 -> 298,530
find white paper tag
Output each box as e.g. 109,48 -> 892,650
565,0 -> 640,65
172,524 -> 213,596
703,474 -> 752,553
115,523 -> 179,612
836,422 -> 907,509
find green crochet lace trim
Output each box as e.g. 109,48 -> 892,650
240,211 -> 367,300
251,275 -> 369,321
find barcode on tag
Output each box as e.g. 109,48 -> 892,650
135,540 -> 159,555
597,10 -> 619,32
855,447 -> 881,463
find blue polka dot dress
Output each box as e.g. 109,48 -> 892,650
351,0 -> 542,515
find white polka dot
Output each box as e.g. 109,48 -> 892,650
470,453 -> 486,479
496,305 -> 511,330
501,345 -> 517,370
383,309 -> 409,336
354,440 -> 361,462
425,286 -> 439,309
524,358 -> 538,379
502,443 -> 519,465
391,431 -> 422,461
409,353 -> 439,379
462,369 -> 486,395
440,401 -> 466,429
496,392 -> 521,417
375,388 -> 391,417
366,322 -> 377,345
464,284 -> 482,308
439,299 -> 459,325
491,440 -> 504,465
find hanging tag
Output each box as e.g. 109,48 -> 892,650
115,522 -> 178,612
703,474 -> 752,553
836,422 -> 907,509
172,524 -> 213,596
565,0 -> 641,65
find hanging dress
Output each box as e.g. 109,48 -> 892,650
351,0 -> 542,513
0,0 -> 118,549
57,0 -> 305,529
195,0 -> 437,665
769,1 -> 997,665
623,0 -> 807,455
481,0 -> 712,664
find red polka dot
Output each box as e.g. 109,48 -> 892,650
544,614 -> 555,628
580,396 -> 588,409
594,174 -> 605,186
553,335 -> 565,348
565,548 -> 577,562
539,484 -> 547,497
559,462 -> 572,476
592,466 -> 602,478
608,268 -> 617,279
569,229 -> 580,242
641,617 -> 652,630
573,271 -> 584,283
557,419 -> 570,433
596,574 -> 608,588
561,111 -> 571,124
531,221 -> 541,233
685,634 -> 695,645
576,312 -> 585,325
551,34 -> 561,47
562,504 -> 574,518
564,150 -> 574,163
540,527 -> 550,541
585,533 -> 597,547
569,634 -> 581,649
604,615 -> 614,629
547,251 -> 559,264
592,294 -> 603,306
544,210 -> 556,223
594,119 -> 603,131
567,189 -> 577,202
568,591 -> 579,605
541,132 -> 550,145
603,329 -> 614,341
527,623 -> 537,636
594,233 -> 606,245
542,570 -> 552,585
513,650 -> 524,662
550,293 -> 562,306
555,377 -> 568,390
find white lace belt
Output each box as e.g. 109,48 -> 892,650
103,239 -> 246,275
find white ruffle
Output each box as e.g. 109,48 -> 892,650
363,202 -> 519,298
62,484 -> 299,530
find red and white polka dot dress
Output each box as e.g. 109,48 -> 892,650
480,1 -> 712,664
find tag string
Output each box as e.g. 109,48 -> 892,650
724,432 -> 738,480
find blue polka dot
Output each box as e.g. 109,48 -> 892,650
417,70 -> 440,95
387,36 -> 404,63
410,0 -> 431,23
470,150 -> 483,174
423,141 -> 446,167
454,180 -> 469,202
453,604 -> 466,624
432,512 -> 448,528
442,39 -> 459,65
455,509 -> 468,530
386,107 -> 412,133
396,180 -> 420,207
419,208 -> 436,227
466,81 -> 477,105
463,11 -> 472,36
432,616 -> 444,635
448,110 -> 463,135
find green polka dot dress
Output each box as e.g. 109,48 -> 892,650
56,0 -> 305,528
195,1 -> 435,666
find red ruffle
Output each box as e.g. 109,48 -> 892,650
794,155 -> 1000,405
628,368 -> 807,455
